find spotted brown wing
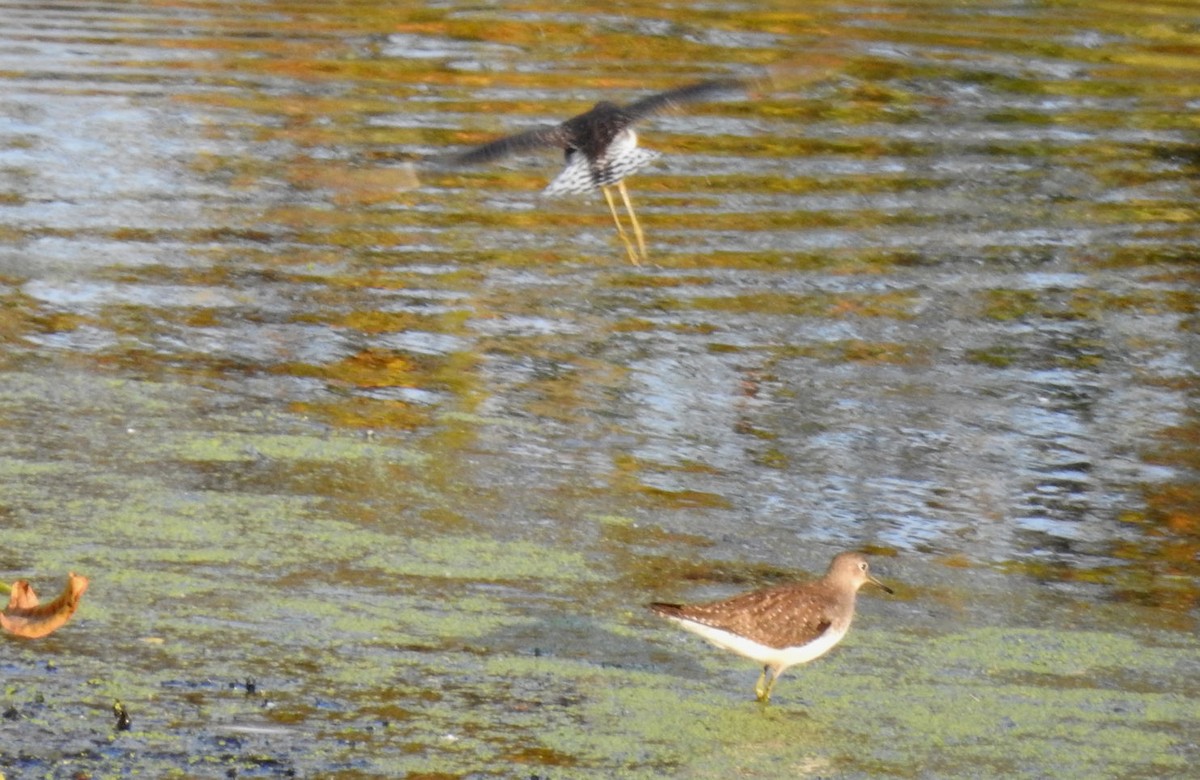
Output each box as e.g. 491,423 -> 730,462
651,582 -> 837,650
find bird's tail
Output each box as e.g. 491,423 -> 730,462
647,602 -> 687,619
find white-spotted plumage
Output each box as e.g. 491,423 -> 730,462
649,552 -> 892,703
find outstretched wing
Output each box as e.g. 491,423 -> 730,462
622,78 -> 746,123
444,124 -> 571,167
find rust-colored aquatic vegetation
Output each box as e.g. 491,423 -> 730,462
1,572 -> 89,639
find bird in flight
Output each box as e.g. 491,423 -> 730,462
442,79 -> 746,264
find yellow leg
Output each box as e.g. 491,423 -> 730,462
616,179 -> 648,263
755,667 -> 770,703
755,666 -> 777,704
601,185 -> 640,265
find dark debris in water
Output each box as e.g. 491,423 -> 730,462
112,699 -> 132,731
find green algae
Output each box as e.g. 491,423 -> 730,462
966,344 -> 1023,368
2,365 -> 1199,774
381,536 -> 605,585
817,626 -> 1200,777
677,291 -> 919,319
2,351 -> 1195,771
164,431 -> 427,466
598,624 -> 1199,779
478,654 -> 808,773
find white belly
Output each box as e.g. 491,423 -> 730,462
670,619 -> 849,672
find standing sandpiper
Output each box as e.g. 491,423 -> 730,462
649,551 -> 893,704
443,79 -> 746,265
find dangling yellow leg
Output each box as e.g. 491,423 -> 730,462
616,179 -> 648,263
601,185 -> 640,265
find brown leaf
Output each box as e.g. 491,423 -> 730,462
1,572 -> 89,639
6,580 -> 39,610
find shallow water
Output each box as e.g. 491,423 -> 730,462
0,0 -> 1197,777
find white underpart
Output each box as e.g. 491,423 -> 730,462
543,129 -> 662,196
542,152 -> 594,196
666,617 -> 849,672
